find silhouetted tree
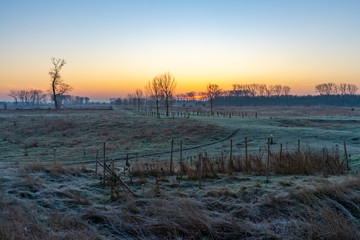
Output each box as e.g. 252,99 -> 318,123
158,72 -> 176,117
146,77 -> 162,117
347,84 -> 358,95
282,86 -> 291,96
49,58 -> 72,109
207,83 -> 221,114
135,89 -> 143,111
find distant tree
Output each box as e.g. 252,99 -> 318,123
282,86 -> 291,96
206,83 -> 221,114
135,89 -> 143,111
158,72 -> 177,117
315,84 -> 325,95
49,58 -> 72,109
248,84 -> 259,96
347,84 -> 358,95
186,91 -> 196,101
8,90 -> 19,105
339,83 -> 347,95
258,84 -> 267,97
274,85 -> 282,96
146,77 -> 162,117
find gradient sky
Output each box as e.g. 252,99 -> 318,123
1,0 -> 360,101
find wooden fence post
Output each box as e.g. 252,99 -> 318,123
266,137 -> 270,183
198,154 -> 202,189
343,140 -> 349,172
230,139 -> 233,162
322,148 -> 326,176
279,143 -> 282,164
95,150 -> 98,177
245,137 -> 248,163
103,142 -> 106,185
53,148 -> 56,162
297,139 -> 301,155
180,140 -> 183,175
170,139 -> 174,174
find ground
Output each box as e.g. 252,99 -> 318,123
0,106 -> 359,239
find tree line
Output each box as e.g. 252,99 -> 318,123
315,83 -> 358,95
6,58 -> 359,110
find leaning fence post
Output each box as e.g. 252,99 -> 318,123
170,139 -> 174,174
266,137 -> 270,183
343,140 -> 349,173
103,142 -> 106,185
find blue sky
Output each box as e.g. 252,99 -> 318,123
1,0 -> 359,100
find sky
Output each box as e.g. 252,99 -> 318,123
1,0 -> 360,101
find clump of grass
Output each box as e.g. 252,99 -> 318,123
271,147 -> 345,175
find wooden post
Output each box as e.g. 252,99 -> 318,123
266,137 -> 270,183
95,150 -> 98,177
126,153 -> 129,167
297,139 -> 301,155
322,148 -> 326,176
103,142 -> 106,185
343,140 -> 349,172
170,139 -> 174,174
230,139 -> 233,163
245,137 -> 248,163
53,148 -> 56,162
198,154 -> 202,189
279,143 -> 282,164
229,139 -> 233,170
180,140 -> 183,175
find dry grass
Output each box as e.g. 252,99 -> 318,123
1,161 -> 359,239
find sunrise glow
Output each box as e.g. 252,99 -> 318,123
1,0 -> 359,101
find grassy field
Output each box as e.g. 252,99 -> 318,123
0,106 -> 359,165
0,106 -> 359,239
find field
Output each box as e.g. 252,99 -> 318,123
0,106 -> 360,239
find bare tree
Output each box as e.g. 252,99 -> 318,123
274,85 -> 282,96
158,72 -> 177,117
282,86 -> 291,96
8,90 -> 19,105
49,58 -> 72,109
146,77 -> 162,117
206,83 -> 221,114
134,89 -> 143,111
339,83 -> 347,95
258,84 -> 267,97
347,84 -> 358,95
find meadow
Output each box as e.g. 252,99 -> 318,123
0,106 -> 359,239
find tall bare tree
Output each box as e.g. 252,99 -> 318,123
158,72 -> 176,117
49,58 -> 72,109
206,83 -> 221,114
146,77 -> 162,117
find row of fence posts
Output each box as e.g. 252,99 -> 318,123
93,137 -> 350,195
141,110 -> 258,119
